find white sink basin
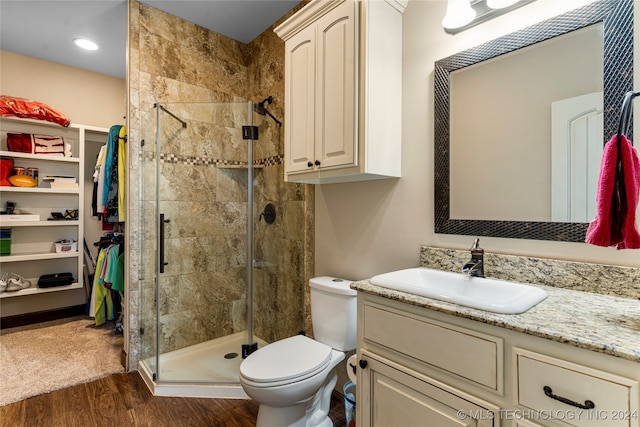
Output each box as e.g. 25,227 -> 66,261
369,268 -> 548,314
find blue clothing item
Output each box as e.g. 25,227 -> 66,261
102,125 -> 122,209
104,246 -> 124,292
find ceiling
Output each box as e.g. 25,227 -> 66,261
0,0 -> 302,80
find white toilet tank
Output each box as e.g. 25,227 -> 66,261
309,276 -> 357,351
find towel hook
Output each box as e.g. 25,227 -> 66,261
616,90 -> 640,147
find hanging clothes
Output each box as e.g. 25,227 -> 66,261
92,246 -> 114,326
89,234 -> 125,326
117,126 -> 127,222
92,144 -> 107,216
103,125 -> 121,223
98,125 -> 120,214
92,124 -> 126,225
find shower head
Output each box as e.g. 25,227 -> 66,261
253,96 -> 282,127
254,96 -> 273,115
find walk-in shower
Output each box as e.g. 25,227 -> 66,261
137,100 -> 302,398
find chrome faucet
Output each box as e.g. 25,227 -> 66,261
462,238 -> 484,277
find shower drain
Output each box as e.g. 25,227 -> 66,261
224,352 -> 239,359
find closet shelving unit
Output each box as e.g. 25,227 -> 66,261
0,117 -> 108,305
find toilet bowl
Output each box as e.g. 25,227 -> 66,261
239,276 -> 357,427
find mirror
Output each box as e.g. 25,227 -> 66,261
434,0 -> 633,242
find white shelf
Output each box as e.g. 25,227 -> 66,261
0,116 -> 109,317
0,282 -> 82,299
0,150 -> 80,163
0,220 -> 79,227
0,251 -> 79,263
0,186 -> 79,194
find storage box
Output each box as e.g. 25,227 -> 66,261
37,272 -> 74,288
0,237 -> 11,255
55,240 -> 77,253
0,228 -> 11,255
0,214 -> 40,222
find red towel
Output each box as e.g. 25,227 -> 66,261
586,134 -> 640,249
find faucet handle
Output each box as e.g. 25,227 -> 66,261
471,238 -> 481,250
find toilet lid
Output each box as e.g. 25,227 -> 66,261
240,335 -> 332,383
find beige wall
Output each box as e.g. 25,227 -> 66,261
315,0 -> 640,283
0,50 -> 125,129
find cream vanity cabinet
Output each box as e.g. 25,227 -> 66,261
274,0 -> 405,184
356,292 -> 640,427
0,117 -> 108,317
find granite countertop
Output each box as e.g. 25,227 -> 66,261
352,279 -> 640,363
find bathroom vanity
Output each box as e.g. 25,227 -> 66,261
353,281 -> 640,427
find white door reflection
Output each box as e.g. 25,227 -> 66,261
551,92 -> 603,223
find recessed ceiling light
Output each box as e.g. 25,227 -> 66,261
73,38 -> 99,51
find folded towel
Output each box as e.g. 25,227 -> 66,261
586,134 -> 640,249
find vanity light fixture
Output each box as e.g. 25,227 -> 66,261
442,0 -> 476,31
73,38 -> 99,51
443,0 -> 536,34
486,0 -> 520,9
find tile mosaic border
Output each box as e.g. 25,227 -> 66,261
141,151 -> 284,168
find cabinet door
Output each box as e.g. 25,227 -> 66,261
285,26 -> 316,173
315,0 -> 356,170
360,353 -> 499,427
284,25 -> 316,174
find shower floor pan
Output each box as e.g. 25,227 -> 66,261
139,331 -> 267,399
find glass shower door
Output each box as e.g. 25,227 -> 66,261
140,101 -> 257,384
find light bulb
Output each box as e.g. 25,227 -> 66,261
442,0 -> 476,30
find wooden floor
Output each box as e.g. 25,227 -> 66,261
0,372 -> 348,427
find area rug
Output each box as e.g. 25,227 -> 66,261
0,316 -> 124,406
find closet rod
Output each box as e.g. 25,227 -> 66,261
154,103 -> 187,128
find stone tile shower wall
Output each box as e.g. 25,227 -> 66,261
127,0 -> 311,369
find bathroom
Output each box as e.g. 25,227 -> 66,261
127,0 -> 640,417
1,0 -> 639,423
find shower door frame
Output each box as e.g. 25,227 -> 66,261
141,101 -> 258,392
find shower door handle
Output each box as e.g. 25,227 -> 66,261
159,214 -> 170,273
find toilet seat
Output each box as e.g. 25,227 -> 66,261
240,335 -> 332,387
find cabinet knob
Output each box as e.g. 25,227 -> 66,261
359,359 -> 368,369
314,160 -> 321,166
307,161 -> 313,168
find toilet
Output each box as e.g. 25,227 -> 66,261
239,276 -> 357,427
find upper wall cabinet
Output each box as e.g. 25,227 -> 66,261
275,0 -> 406,184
